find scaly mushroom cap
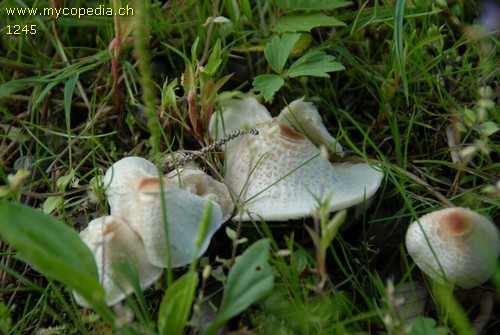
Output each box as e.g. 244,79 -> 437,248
209,97 -> 383,221
133,177 -> 224,268
224,122 -> 383,220
74,216 -> 163,307
405,207 -> 500,288
165,164 -> 234,221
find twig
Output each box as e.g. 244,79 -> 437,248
162,128 -> 259,171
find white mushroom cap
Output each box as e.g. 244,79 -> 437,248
275,97 -> 343,154
103,156 -> 158,216
209,97 -> 383,221
224,122 -> 383,221
165,164 -> 234,221
209,96 -> 272,141
74,215 -> 163,307
405,207 -> 500,289
103,157 -> 226,268
134,177 -> 224,267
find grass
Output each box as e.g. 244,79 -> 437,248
1,0 -> 499,334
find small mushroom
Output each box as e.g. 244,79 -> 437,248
74,215 -> 163,307
209,97 -> 384,221
405,207 -> 500,289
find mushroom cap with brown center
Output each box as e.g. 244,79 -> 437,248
103,156 -> 158,217
74,215 -> 163,306
209,97 -> 383,221
224,120 -> 383,221
405,207 -> 500,288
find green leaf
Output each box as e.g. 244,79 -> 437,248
203,40 -> 222,77
409,316 -> 449,335
206,239 -> 274,334
252,74 -> 284,102
191,37 -> 200,61
193,201 -> 213,262
479,121 -> 499,136
276,0 -> 352,10
158,272 -> 199,335
0,187 -> 11,198
225,226 -> 237,241
0,301 -> 12,335
42,196 -> 62,214
264,33 -> 301,74
56,169 -> 75,192
288,51 -> 345,78
0,202 -> 112,320
274,13 -> 346,33
239,0 -> 253,20
463,108 -> 476,127
324,209 -> 346,245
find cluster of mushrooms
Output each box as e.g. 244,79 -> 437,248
74,96 -> 499,307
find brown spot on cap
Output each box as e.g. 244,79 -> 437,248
439,209 -> 472,237
137,177 -> 162,194
278,124 -> 307,142
103,221 -> 117,235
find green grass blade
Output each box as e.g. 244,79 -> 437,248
0,202 -> 113,322
394,0 -> 409,104
64,74 -> 78,166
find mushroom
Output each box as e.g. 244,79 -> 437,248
74,215 -> 163,307
405,207 -> 500,289
103,157 -> 227,268
132,176 -> 224,267
209,97 -> 384,221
